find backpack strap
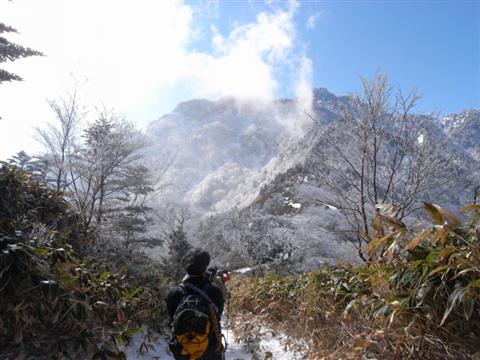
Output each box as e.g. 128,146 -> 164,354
182,282 -> 219,314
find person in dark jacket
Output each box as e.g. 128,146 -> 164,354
167,249 -> 225,360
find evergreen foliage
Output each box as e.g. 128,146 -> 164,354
166,222 -> 191,282
0,165 -> 169,358
0,23 -> 42,83
36,102 -> 155,246
2,150 -> 49,182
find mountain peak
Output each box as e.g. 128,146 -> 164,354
312,87 -> 338,102
172,98 -> 215,117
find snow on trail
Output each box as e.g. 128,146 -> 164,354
225,322 -> 305,359
250,327 -> 306,360
234,267 -> 253,274
123,318 -> 253,359
122,332 -> 172,359
123,317 -> 304,359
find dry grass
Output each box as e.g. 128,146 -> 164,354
228,205 -> 480,359
228,271 -> 476,360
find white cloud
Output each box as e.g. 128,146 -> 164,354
0,0 -> 194,158
184,7 -> 297,101
295,54 -> 314,114
0,0 -> 312,160
306,13 -> 320,30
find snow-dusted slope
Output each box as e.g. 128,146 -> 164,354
144,96 -> 310,214
442,109 -> 480,161
144,89 -> 479,266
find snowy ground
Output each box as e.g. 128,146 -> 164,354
248,327 -> 306,360
122,332 -> 172,359
122,317 -> 252,359
122,317 -> 304,359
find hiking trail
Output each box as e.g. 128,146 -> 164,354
123,316 -> 304,359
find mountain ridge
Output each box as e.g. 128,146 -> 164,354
143,88 -> 479,267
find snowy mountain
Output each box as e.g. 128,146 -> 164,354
442,109 -> 480,161
144,96 -> 308,214
144,89 -> 479,268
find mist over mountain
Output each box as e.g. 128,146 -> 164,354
144,89 -> 479,268
145,96 -> 308,213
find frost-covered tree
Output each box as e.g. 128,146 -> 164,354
162,209 -> 192,282
37,102 -> 151,237
108,164 -> 158,246
35,91 -> 84,192
222,207 -> 295,275
71,109 -> 148,229
3,150 -> 48,181
307,73 -> 458,260
0,23 -> 42,83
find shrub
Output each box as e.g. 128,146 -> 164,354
0,165 -> 168,358
230,203 -> 480,359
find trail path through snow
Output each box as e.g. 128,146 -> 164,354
123,317 -> 304,359
123,317 -> 252,359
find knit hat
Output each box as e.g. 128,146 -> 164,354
183,249 -> 210,276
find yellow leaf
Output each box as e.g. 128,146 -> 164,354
440,210 -> 461,227
378,214 -> 406,230
372,215 -> 383,236
368,232 -> 399,258
431,226 -> 448,245
406,230 -> 430,250
423,202 -> 443,224
384,232 -> 403,258
428,264 -> 450,277
267,302 -> 277,310
460,204 -> 480,212
437,247 -> 456,261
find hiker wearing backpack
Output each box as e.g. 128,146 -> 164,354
167,249 -> 225,360
205,267 -> 230,300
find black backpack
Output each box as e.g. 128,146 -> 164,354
170,282 -> 219,360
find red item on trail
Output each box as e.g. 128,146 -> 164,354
222,273 -> 231,282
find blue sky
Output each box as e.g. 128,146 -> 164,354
192,0 -> 479,114
0,0 -> 478,159
302,0 -> 479,114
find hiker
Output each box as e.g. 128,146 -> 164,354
167,249 -> 225,360
205,267 -> 230,300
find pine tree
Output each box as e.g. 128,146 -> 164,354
66,110 -> 146,228
109,164 -> 157,246
3,150 -> 49,182
166,222 -> 191,282
0,23 -> 42,83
